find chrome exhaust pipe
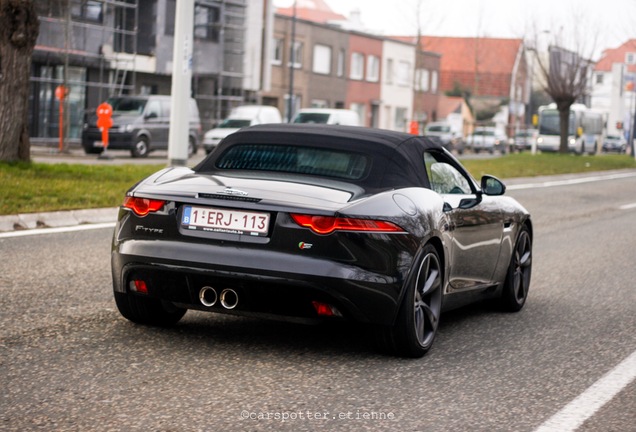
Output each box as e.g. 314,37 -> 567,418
220,288 -> 239,310
199,286 -> 218,307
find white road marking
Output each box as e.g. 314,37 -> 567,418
507,171 -> 636,190
533,350 -> 636,432
619,203 -> 636,210
0,222 -> 116,239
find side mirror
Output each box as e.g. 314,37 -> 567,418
481,175 -> 506,196
145,112 -> 158,119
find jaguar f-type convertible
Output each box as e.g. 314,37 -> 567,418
111,124 -> 532,357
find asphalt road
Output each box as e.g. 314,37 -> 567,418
1,172 -> 635,431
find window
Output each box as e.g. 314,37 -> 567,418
165,0 -> 176,34
313,44 -> 332,75
350,53 -> 364,80
272,38 -> 283,65
145,100 -> 162,119
595,73 -> 604,85
431,71 -> 439,93
214,144 -> 370,180
290,41 -> 303,69
194,5 -> 220,41
396,61 -> 411,86
385,59 -> 394,84
310,100 -> 329,108
415,69 -> 430,91
337,50 -> 346,77
394,107 -> 408,130
626,52 -> 636,65
72,0 -> 102,22
366,55 -> 380,82
423,152 -> 471,195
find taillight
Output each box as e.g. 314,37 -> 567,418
290,214 -> 404,235
123,196 -> 165,217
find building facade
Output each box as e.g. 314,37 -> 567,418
264,14 -> 350,121
31,0 -> 255,145
591,39 -> 636,138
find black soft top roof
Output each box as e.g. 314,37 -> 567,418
194,124 -> 444,190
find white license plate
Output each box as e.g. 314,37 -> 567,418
94,141 -> 104,147
181,205 -> 270,236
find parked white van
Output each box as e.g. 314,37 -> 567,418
203,105 -> 282,153
292,109 -> 361,126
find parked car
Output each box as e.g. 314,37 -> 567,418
292,108 -> 361,126
202,105 -> 282,154
82,95 -> 201,158
112,124 -> 533,358
424,121 -> 462,152
602,134 -> 627,153
468,127 -> 508,154
512,129 -> 537,152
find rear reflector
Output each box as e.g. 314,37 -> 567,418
312,301 -> 342,317
291,214 -> 404,235
123,197 -> 165,217
131,280 -> 148,294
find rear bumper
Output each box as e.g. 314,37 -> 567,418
111,220 -> 411,326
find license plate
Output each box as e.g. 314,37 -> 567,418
181,205 -> 270,237
94,141 -> 104,147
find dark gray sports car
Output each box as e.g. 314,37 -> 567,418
112,124 -> 532,357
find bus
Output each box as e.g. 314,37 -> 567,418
536,103 -> 604,154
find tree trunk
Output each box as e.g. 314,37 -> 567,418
0,0 -> 39,162
558,107 -> 570,154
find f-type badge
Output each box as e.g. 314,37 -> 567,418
218,187 -> 248,197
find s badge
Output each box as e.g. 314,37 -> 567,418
298,242 -> 313,250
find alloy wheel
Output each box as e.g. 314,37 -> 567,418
413,251 -> 443,348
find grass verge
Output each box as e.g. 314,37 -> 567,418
1,153 -> 635,216
0,162 -> 164,215
462,152 -> 636,179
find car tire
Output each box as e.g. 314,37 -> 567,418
499,225 -> 532,312
114,291 -> 186,326
379,244 -> 443,358
131,136 -> 150,158
84,146 -> 104,155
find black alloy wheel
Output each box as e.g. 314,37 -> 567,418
131,136 -> 150,158
500,225 -> 532,312
380,244 -> 443,358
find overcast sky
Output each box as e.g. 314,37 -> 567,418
322,0 -> 635,59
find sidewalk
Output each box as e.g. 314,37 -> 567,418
0,207 -> 118,232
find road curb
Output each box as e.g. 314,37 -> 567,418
0,207 -> 118,232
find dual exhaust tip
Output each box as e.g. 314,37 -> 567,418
199,286 -> 238,310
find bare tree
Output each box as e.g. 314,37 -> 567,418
0,0 -> 39,162
530,27 -> 596,153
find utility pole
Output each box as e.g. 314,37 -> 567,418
287,0 -> 297,122
168,0 -> 194,166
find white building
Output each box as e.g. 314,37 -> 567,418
591,39 -> 636,138
379,39 -> 415,132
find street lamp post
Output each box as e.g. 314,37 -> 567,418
287,1 -> 297,122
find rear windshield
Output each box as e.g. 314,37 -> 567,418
214,144 -> 370,180
427,125 -> 450,133
293,113 -> 330,124
219,119 -> 252,128
473,130 -> 495,136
